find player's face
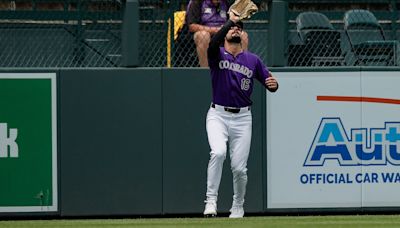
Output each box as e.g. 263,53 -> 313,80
226,25 -> 242,43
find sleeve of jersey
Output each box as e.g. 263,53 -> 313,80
207,20 -> 236,66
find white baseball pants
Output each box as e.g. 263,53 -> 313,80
205,105 -> 252,207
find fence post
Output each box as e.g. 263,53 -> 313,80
267,0 -> 288,67
390,0 -> 398,40
122,0 -> 139,67
73,0 -> 85,67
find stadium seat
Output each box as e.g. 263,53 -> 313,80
297,11 -> 334,41
344,9 -> 400,66
289,11 -> 343,66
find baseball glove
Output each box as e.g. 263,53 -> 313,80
229,0 -> 258,20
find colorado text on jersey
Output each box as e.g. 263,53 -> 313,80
218,60 -> 253,78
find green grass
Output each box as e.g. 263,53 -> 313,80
1,215 -> 400,228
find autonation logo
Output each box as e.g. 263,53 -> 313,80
304,118 -> 400,166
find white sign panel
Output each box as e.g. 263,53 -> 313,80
361,71 -> 400,207
267,71 -> 400,209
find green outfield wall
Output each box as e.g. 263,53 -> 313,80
59,68 -> 265,216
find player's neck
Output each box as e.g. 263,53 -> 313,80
224,42 -> 243,57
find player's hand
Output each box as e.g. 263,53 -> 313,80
229,10 -> 240,23
265,75 -> 278,90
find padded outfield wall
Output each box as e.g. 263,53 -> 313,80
0,67 -> 399,217
267,68 -> 400,212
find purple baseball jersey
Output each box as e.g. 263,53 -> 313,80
208,47 -> 270,108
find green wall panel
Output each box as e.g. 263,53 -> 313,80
162,69 -> 212,214
59,69 -> 162,216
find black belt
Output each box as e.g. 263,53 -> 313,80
211,103 -> 250,114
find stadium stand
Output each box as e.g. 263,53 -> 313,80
288,11 -> 343,66
287,0 -> 400,67
0,0 -> 399,67
139,0 -> 169,67
0,0 -> 123,67
343,9 -> 400,66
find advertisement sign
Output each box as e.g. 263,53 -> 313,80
267,71 -> 400,208
0,73 -> 57,212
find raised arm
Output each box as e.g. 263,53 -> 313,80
207,11 -> 240,59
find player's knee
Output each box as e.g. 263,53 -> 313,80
210,147 -> 227,160
232,166 -> 247,177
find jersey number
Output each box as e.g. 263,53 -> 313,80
241,78 -> 251,91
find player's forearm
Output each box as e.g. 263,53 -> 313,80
210,20 -> 235,45
208,20 -> 236,57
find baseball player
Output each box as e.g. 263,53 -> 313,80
203,10 -> 278,218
